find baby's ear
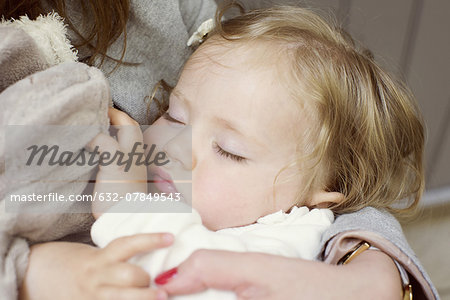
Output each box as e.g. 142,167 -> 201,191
308,190 -> 344,208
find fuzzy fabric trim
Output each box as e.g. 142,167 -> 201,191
1,12 -> 78,65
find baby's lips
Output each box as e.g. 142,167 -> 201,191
149,166 -> 174,182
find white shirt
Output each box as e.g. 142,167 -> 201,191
91,201 -> 334,300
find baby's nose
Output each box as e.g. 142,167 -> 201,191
163,126 -> 193,170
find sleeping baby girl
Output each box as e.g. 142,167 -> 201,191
89,6 -> 425,300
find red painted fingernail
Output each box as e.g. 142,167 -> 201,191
155,267 -> 178,285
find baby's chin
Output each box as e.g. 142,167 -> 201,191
200,214 -> 258,231
202,220 -> 228,231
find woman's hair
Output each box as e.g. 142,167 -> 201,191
1,0 -> 129,67
204,3 -> 425,218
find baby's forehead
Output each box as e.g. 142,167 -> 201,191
179,39 -> 316,141
186,38 -> 291,72
182,37 -> 312,111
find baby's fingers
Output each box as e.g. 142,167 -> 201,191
108,107 -> 138,126
98,286 -> 167,300
87,133 -> 120,154
103,233 -> 174,263
114,124 -> 144,154
109,108 -> 144,152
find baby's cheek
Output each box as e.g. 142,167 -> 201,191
192,172 -> 238,229
192,172 -> 221,209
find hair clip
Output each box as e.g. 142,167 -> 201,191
187,18 -> 215,47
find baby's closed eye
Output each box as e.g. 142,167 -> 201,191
212,141 -> 247,163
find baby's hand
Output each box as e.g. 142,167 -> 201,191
85,233 -> 173,300
89,108 -> 147,218
21,233 -> 174,300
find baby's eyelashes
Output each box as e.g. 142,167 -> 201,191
212,142 -> 247,163
162,108 -> 249,164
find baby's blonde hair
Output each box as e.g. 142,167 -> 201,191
205,4 -> 425,218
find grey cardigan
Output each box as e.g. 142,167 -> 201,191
0,0 -> 438,299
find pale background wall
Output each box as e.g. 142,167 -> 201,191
216,0 -> 450,298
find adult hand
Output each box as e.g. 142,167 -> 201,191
157,249 -> 403,300
20,233 -> 174,300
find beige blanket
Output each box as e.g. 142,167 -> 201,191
0,22 -> 110,299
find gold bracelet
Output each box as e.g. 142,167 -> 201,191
403,284 -> 413,300
337,240 -> 413,300
337,241 -> 371,265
